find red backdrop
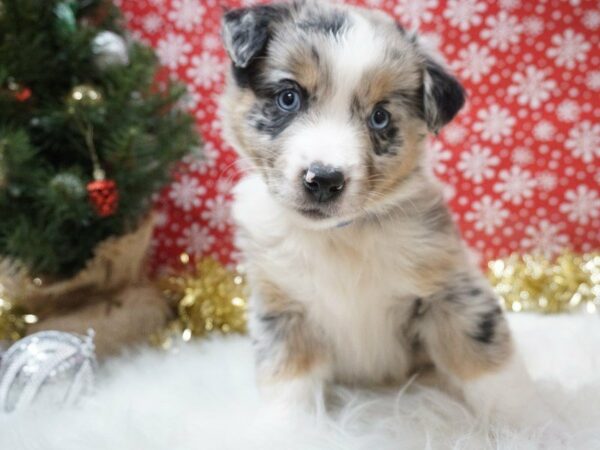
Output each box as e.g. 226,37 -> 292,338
117,0 -> 600,273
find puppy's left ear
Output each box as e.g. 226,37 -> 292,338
222,4 -> 289,68
422,58 -> 466,133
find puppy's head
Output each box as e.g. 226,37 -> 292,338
221,0 -> 465,228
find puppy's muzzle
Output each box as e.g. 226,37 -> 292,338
303,163 -> 345,203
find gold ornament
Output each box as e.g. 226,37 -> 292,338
155,256 -> 248,348
487,251 -> 600,314
67,84 -> 103,107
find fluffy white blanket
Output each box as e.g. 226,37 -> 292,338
1,314 -> 599,449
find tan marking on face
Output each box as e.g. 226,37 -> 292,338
356,66 -> 402,107
286,47 -> 322,94
368,123 -> 425,202
223,83 -> 256,157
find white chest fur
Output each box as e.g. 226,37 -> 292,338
233,176 -> 444,384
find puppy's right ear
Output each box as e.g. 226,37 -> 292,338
222,5 -> 289,68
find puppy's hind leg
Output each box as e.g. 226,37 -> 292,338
417,273 -> 560,430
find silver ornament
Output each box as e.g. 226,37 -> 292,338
50,173 -> 86,199
0,329 -> 97,413
92,31 -> 129,69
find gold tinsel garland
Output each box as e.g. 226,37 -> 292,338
0,299 -> 29,342
0,261 -> 38,343
2,251 -> 598,346
153,254 -> 248,349
487,252 -> 599,314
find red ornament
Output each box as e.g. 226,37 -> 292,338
87,178 -> 119,217
14,87 -> 32,102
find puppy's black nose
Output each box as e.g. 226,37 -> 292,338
303,163 -> 345,203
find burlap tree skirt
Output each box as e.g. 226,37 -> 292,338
1,216 -> 172,357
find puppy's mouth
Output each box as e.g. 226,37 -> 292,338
296,207 -> 330,220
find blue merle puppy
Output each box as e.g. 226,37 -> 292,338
220,0 -> 558,428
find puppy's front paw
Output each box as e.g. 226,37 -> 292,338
258,374 -> 328,423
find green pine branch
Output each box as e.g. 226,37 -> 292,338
0,0 -> 199,277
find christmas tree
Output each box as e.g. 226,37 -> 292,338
0,0 -> 198,277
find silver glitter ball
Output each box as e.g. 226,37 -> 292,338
0,330 -> 97,413
92,31 -> 129,69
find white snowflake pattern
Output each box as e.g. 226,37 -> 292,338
177,223 -> 215,255
507,66 -> 556,109
560,185 -> 600,225
493,166 -> 536,204
465,196 -> 509,235
473,105 -> 515,143
168,0 -> 205,32
522,16 -> 544,36
393,0 -> 438,29
443,0 -> 486,31
168,175 -> 206,211
154,210 -> 169,228
457,145 -> 499,183
536,172 -> 557,191
556,100 -> 580,122
176,86 -> 202,111
480,12 -> 522,51
202,34 -> 221,51
453,43 -> 496,83
442,124 -> 467,145
521,220 -> 569,258
533,121 -> 555,141
202,195 -> 232,232
583,10 -> 600,30
565,121 -> 600,163
420,33 -> 442,50
187,53 -> 224,89
425,140 -> 452,175
142,14 -> 162,34
156,33 -> 192,69
216,177 -> 236,197
512,147 -> 533,165
499,0 -> 520,10
184,141 -> 220,174
546,29 -> 591,69
586,71 -> 600,91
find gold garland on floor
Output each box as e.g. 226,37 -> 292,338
0,262 -> 38,342
152,254 -> 248,349
487,252 -> 599,314
2,251 -> 598,346
0,299 -> 30,342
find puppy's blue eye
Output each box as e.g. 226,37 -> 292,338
369,107 -> 390,130
276,89 -> 301,112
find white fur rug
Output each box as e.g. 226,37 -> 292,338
1,314 -> 599,450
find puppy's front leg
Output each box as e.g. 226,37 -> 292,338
418,274 -> 558,428
251,291 -> 331,416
